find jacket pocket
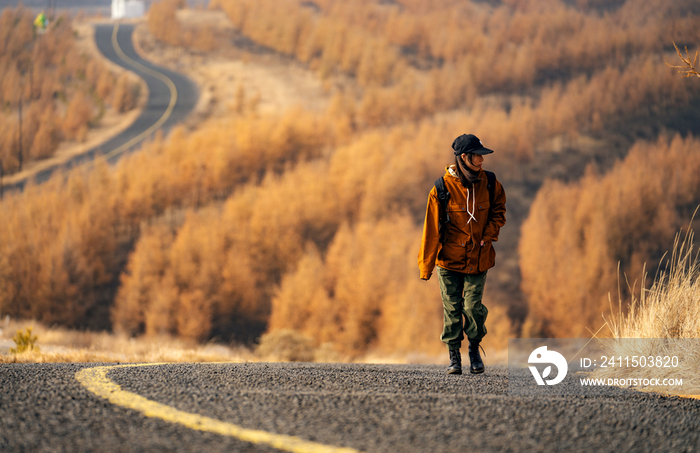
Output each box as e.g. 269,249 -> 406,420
446,204 -> 468,227
478,241 -> 496,272
477,202 -> 490,225
437,241 -> 467,270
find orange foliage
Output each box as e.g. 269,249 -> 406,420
211,0 -> 695,94
269,216 -> 449,357
29,102 -> 61,160
520,135 -> 700,337
0,161 -> 119,328
211,0 -> 405,87
112,74 -> 139,113
114,214 -> 261,342
205,0 -> 698,155
1,109 -> 334,336
62,91 -> 94,141
111,225 -> 174,337
147,0 -> 185,46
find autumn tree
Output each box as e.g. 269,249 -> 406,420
30,103 -> 61,159
520,135 -> 700,337
112,74 -> 139,113
62,91 -> 93,141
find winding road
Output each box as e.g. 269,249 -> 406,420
1,362 -> 699,452
6,23 -> 197,192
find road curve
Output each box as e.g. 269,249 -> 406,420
6,23 -> 197,192
1,362 -> 699,452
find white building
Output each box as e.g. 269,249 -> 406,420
112,0 -> 145,19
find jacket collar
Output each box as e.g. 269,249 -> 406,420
445,164 -> 483,181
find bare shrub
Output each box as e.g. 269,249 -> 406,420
10,327 -> 40,354
667,42 -> 700,78
255,329 -> 316,362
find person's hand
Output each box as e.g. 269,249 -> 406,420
480,240 -> 485,246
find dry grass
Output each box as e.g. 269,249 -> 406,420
0,318 -> 452,365
0,317 -> 250,364
607,230 -> 700,340
596,220 -> 700,396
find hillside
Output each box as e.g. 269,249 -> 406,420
1,0 -> 699,359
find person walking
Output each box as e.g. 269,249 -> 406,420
418,134 -> 506,375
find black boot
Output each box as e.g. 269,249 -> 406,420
468,340 -> 485,374
447,349 -> 462,375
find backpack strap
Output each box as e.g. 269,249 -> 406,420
434,176 -> 450,243
484,170 -> 495,206
484,170 -> 497,227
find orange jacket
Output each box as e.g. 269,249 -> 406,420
418,165 -> 506,279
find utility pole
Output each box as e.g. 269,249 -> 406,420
46,0 -> 56,21
18,95 -> 23,173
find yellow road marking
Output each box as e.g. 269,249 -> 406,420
99,23 -> 179,162
75,363 -> 362,453
677,394 -> 700,400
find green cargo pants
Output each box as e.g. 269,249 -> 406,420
437,267 -> 488,351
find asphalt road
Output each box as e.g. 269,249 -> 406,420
1,362 -> 699,452
6,22 -> 197,192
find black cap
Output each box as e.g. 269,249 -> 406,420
451,134 -> 494,155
